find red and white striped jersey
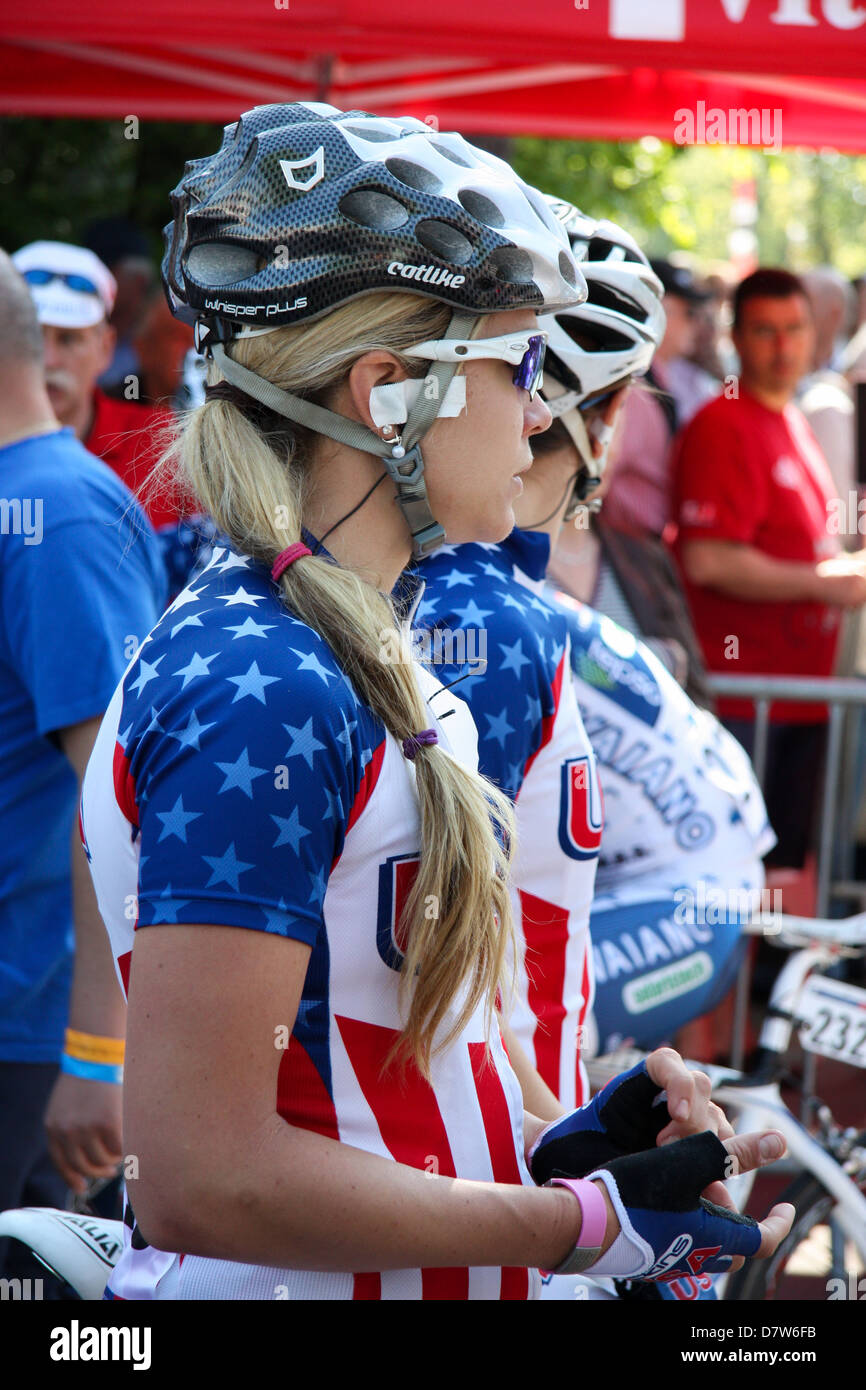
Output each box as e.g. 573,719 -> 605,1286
80,542 -> 539,1301
413,530 -> 603,1109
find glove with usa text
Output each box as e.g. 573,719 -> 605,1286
582,1131 -> 760,1280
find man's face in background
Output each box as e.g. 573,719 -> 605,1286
41,319 -> 115,428
733,293 -> 814,400
658,293 -> 696,361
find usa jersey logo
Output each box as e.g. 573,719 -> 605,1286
558,755 -> 603,860
376,852 -> 420,972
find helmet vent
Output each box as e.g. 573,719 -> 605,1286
415,219 -> 474,265
186,241 -> 261,287
342,123 -> 399,142
559,250 -> 578,288
488,246 -> 534,284
560,317 -> 636,354
523,184 -> 561,236
457,189 -> 506,228
590,235 -> 642,264
587,280 -> 649,324
338,188 -> 410,231
385,158 -> 442,194
428,140 -> 473,168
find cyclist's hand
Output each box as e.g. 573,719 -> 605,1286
582,1129 -> 794,1280
648,1047 -> 734,1145
44,1072 -> 123,1195
528,1050 -> 732,1185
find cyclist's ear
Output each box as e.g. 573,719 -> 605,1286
345,351 -> 410,433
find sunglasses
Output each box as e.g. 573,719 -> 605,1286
403,331 -> 548,400
22,268 -> 103,298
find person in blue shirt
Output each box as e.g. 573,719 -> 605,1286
0,250 -> 166,1280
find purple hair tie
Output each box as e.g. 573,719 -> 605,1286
402,729 -> 438,760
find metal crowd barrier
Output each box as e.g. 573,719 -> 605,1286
704,674 -> 866,1074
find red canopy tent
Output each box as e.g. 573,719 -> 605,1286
1,0 -> 866,148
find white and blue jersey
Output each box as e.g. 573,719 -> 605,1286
413,529 -> 603,1108
548,589 -> 775,1057
81,540 -> 538,1301
550,592 -> 774,889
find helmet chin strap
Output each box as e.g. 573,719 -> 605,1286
210,309 -> 478,560
543,376 -> 612,516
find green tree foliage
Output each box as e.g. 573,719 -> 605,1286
512,136 -> 685,253
0,117 -> 221,258
513,136 -> 866,276
1,118 -> 864,278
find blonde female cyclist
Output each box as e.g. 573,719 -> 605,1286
80,104 -> 792,1300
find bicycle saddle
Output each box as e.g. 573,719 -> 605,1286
0,1207 -> 124,1300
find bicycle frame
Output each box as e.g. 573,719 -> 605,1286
586,911 -> 866,1294
710,1076 -> 866,1261
706,916 -> 866,1279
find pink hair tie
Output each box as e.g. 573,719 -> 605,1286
402,729 -> 438,760
272,543 -> 312,582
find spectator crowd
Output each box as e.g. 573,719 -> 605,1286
549,255 -> 866,871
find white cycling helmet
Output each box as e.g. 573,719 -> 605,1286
538,198 -> 665,489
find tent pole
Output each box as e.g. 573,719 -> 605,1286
317,55 -> 335,103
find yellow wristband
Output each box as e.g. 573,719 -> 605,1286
63,1029 -> 126,1066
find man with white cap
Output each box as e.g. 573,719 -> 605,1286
12,241 -> 181,530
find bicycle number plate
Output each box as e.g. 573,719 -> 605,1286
798,976 -> 866,1067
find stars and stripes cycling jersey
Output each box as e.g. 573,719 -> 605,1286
80,541 -> 539,1301
413,529 -> 603,1109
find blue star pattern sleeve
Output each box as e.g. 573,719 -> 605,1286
118,547 -> 385,946
412,536 -> 566,801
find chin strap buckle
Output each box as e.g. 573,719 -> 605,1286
381,442 -> 445,559
194,316 -> 237,358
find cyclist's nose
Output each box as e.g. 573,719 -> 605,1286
526,394 -> 552,436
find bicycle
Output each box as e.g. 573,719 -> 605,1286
586,910 -> 866,1300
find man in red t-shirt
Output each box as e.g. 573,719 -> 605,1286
12,241 -> 181,530
672,268 -> 866,865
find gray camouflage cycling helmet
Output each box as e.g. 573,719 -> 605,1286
161,102 -> 585,557
538,198 -> 665,500
163,103 -> 584,334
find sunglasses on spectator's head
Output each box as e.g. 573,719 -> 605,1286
22,268 -> 102,297
403,332 -> 548,400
